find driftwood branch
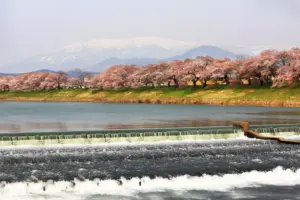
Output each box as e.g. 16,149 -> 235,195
232,121 -> 300,144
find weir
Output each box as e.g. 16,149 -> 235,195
0,126 -> 241,146
0,123 -> 300,146
0,123 -> 299,146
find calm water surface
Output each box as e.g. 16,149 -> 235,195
1,102 -> 300,132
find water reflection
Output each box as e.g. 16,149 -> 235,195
1,117 -> 300,133
2,102 -> 300,133
102,118 -> 300,129
214,111 -> 300,116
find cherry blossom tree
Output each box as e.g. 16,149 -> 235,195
131,66 -> 154,88
87,75 -> 103,89
67,77 -> 81,88
167,60 -> 187,87
208,58 -> 235,85
182,60 -> 203,87
272,66 -> 296,87
2,79 -> 9,91
8,76 -> 23,91
72,68 -> 89,87
83,75 -> 94,89
237,55 -> 271,86
134,63 -> 171,88
52,71 -> 68,89
98,65 -> 140,89
1,76 -> 13,90
196,68 -> 213,88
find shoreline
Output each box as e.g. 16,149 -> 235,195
1,97 -> 300,107
1,87 -> 300,107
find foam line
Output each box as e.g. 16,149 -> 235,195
0,166 -> 300,200
0,137 -> 251,149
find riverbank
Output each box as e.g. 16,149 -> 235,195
1,86 -> 300,107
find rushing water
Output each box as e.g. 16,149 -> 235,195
1,102 -> 300,133
1,139 -> 300,200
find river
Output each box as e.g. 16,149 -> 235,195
1,102 -> 300,199
1,102 -> 300,133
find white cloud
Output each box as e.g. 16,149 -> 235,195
62,55 -> 77,63
63,37 -> 199,53
40,56 -> 56,64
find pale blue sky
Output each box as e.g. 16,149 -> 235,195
1,0 -> 300,66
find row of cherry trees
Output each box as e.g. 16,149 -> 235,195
88,48 -> 300,89
1,48 -> 300,91
0,71 -> 66,91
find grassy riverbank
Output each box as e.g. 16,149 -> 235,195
1,85 -> 300,107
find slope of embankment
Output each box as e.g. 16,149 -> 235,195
0,86 -> 300,107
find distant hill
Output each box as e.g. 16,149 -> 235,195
0,73 -> 18,76
35,69 -> 57,73
1,44 -> 240,74
4,37 -> 283,74
167,45 -> 237,61
0,69 -> 98,78
66,70 -> 99,77
86,45 -> 238,71
3,37 -> 196,73
0,69 -> 57,76
87,57 -> 159,72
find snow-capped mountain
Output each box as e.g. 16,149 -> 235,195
87,45 -> 238,72
1,36 -> 295,73
63,37 -> 199,54
3,37 -> 199,73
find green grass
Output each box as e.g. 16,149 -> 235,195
1,85 -> 300,106
0,88 -> 88,97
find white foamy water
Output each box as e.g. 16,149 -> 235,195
283,135 -> 300,140
0,137 -> 250,150
1,167 -> 300,200
2,130 -> 300,149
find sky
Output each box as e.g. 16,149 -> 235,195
1,0 -> 300,68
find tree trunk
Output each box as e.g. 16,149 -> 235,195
167,80 -> 171,87
203,80 -> 207,88
248,79 -> 252,85
260,78 -> 264,86
173,78 -> 179,88
224,74 -> 229,85
4,85 -> 9,92
192,80 -> 197,87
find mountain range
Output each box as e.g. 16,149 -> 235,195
0,69 -> 98,78
87,45 -> 239,72
1,37 -> 291,75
